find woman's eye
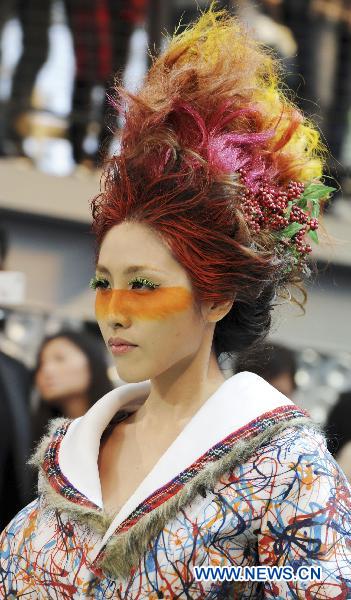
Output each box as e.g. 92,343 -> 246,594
128,277 -> 160,291
89,275 -> 160,291
89,276 -> 110,290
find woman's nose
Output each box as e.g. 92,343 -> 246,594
106,290 -> 132,329
107,313 -> 131,329
95,289 -> 133,328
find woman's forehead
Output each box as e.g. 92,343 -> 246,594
95,263 -> 167,277
42,337 -> 80,354
98,222 -> 186,278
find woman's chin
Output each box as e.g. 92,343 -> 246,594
115,365 -> 151,384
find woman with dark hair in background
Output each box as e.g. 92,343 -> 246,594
1,8 -> 350,598
325,390 -> 351,483
32,329 -> 113,446
235,342 -> 297,398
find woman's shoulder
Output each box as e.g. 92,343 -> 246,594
247,422 -> 336,477
216,422 -> 350,533
0,497 -> 41,551
0,499 -> 41,596
220,422 -> 346,496
259,421 -> 328,456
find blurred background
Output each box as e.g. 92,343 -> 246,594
0,0 -> 350,525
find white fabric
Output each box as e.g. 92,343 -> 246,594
59,381 -> 150,507
59,372 -> 294,556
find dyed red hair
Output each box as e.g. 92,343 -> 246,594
91,9 -> 325,349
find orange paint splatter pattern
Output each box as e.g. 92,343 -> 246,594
1,423 -> 351,597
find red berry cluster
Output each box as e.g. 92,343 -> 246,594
287,181 -> 305,199
290,205 -> 307,223
294,227 -> 312,254
309,218 -> 318,230
238,170 -> 318,259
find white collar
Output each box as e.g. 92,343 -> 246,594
59,371 -> 294,553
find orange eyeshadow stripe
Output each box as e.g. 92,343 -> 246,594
95,287 -> 193,320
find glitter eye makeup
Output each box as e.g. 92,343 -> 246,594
90,275 -> 160,291
89,276 -> 111,290
128,277 -> 160,291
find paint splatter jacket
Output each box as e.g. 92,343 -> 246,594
1,372 -> 351,599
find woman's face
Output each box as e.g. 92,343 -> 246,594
95,221 -> 216,383
35,338 -> 91,402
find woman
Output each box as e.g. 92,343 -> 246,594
325,390 -> 351,483
1,8 -> 350,598
32,329 -> 113,446
235,343 -> 297,399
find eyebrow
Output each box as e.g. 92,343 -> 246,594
95,264 -> 165,275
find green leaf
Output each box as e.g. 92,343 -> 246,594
297,197 -> 308,209
302,182 -> 336,201
311,203 -> 320,218
308,229 -> 319,244
278,222 -> 305,239
285,200 -> 294,218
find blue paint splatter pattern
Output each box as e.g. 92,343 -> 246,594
1,426 -> 350,599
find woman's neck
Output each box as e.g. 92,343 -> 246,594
135,340 -> 225,427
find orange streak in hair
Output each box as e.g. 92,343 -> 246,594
95,287 -> 192,320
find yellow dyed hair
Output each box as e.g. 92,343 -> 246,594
120,5 -> 325,184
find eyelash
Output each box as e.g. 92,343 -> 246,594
89,276 -> 110,290
89,275 -> 160,291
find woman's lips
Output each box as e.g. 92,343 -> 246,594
109,344 -> 137,355
40,378 -> 58,388
108,337 -> 138,355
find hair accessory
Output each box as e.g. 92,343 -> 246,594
239,168 -> 335,267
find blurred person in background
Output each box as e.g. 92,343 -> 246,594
235,342 -> 297,399
0,227 -> 31,529
66,0 -> 148,168
98,0 -> 148,163
0,0 -> 148,165
309,0 -> 351,183
32,329 -> 113,447
259,0 -> 351,185
0,1 -> 51,157
325,390 -> 351,483
234,0 -> 297,62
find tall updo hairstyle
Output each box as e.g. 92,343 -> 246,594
91,8 -> 330,359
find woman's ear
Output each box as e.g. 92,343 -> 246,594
201,295 -> 235,324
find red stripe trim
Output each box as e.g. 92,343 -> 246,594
42,420 -> 100,511
113,405 -> 309,535
42,405 -> 309,525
